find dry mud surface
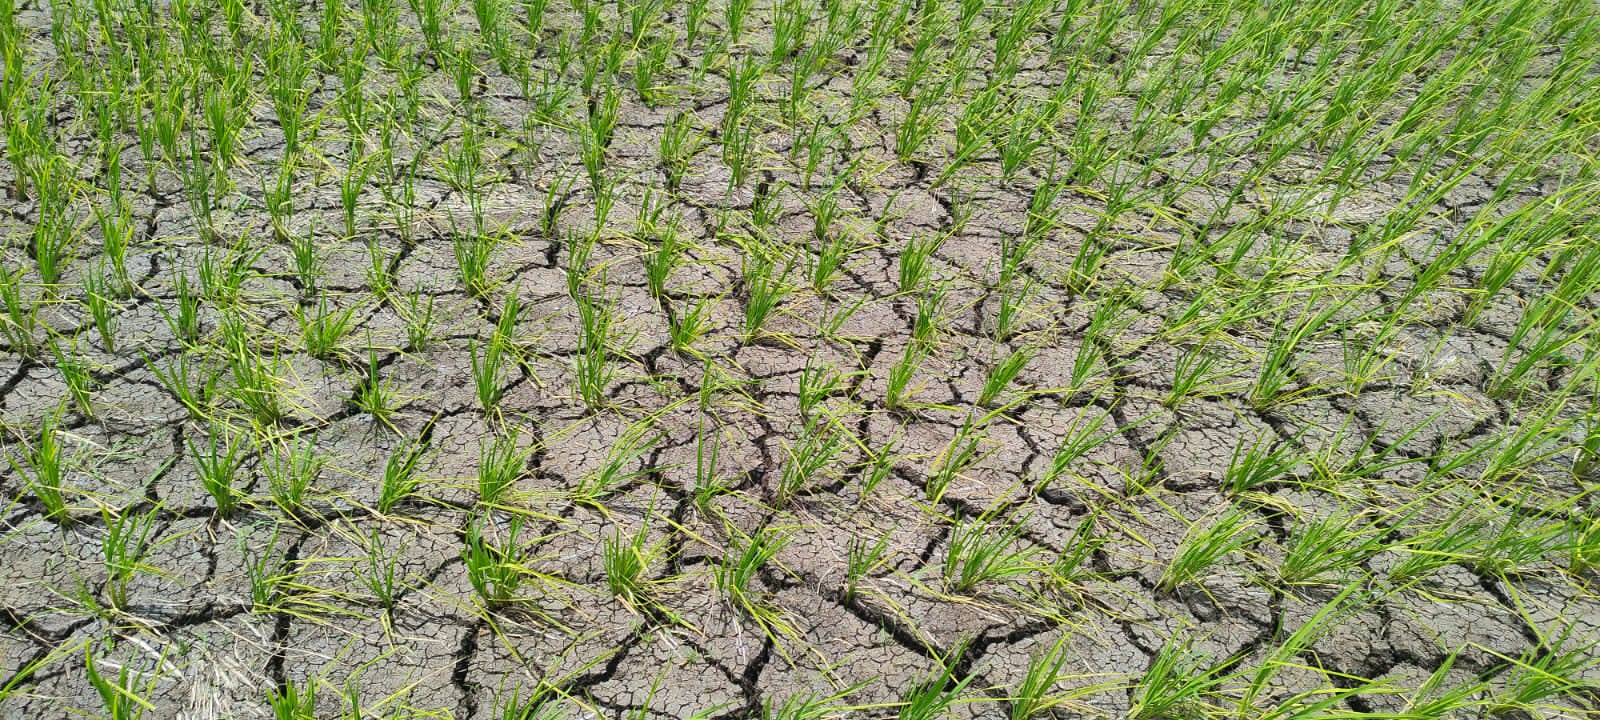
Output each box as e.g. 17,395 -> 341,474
3,0 -> 1600,717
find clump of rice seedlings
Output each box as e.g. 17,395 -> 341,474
1163,344 -> 1237,409
293,295 -> 359,361
8,408 -> 72,520
1482,623 -> 1599,717
573,290 -> 621,410
0,265 -> 40,358
82,269 -> 120,354
1035,407 -> 1115,493
926,414 -> 986,504
640,214 -> 684,302
884,343 -> 926,412
898,232 -> 944,294
453,225 -> 500,299
657,112 -> 700,191
51,339 -> 97,418
376,435 -> 430,515
897,641 -> 977,720
670,295 -> 715,356
268,676 -> 318,719
910,282 -> 948,350
353,344 -> 402,429
844,532 -> 890,601
977,344 -> 1033,408
1222,431 -> 1300,495
715,525 -> 792,638
464,513 -> 527,608
402,289 -> 438,353
603,517 -> 662,612
264,433 -> 323,519
1008,634 -> 1105,720
1276,509 -> 1387,586
742,245 -> 796,341
188,422 -> 246,517
1128,636 -> 1226,720
99,504 -> 160,611
85,644 -> 160,720
573,421 -> 659,509
478,430 -> 530,508
776,415 -> 846,507
357,526 -> 406,610
471,337 -> 509,416
1157,506 -> 1260,595
1385,505 -> 1487,587
943,508 -> 1041,594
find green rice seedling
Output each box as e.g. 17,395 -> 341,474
1487,296 -> 1594,399
357,526 -> 405,610
810,231 -> 856,297
1062,235 -> 1109,298
1386,506 -> 1486,587
29,159 -> 77,289
603,519 -> 659,611
1129,636 -> 1226,720
894,93 -> 941,162
844,532 -> 890,601
490,681 -> 564,720
574,422 -> 659,508
269,675 -> 318,720
377,435 -> 430,515
293,295 -> 358,361
795,358 -> 847,421
402,290 -> 438,353
776,415 -> 846,507
471,337 -> 508,415
884,343 -> 925,411
363,237 -> 394,300
1222,431 -> 1299,495
910,282 -> 948,350
99,504 -> 159,611
51,339 -> 97,419
92,200 -> 134,297
573,291 -> 620,410
9,409 -> 71,520
265,433 -> 323,518
1472,501 -> 1566,577
0,266 -> 38,358
464,513 -> 527,607
1276,510 -> 1387,586
1009,634 -> 1082,720
742,248 -> 795,341
143,351 -> 218,421
927,415 -> 985,505
1163,345 -> 1238,409
453,227 -> 499,299
221,325 -> 290,427
82,269 -> 120,354
670,296 -> 714,356
1482,623 -> 1599,716
658,112 -> 700,191
977,345 -> 1033,408
857,429 -> 900,503
723,0 -> 753,45
898,232 -> 944,294
339,155 -> 375,239
188,423 -> 245,516
641,220 -> 683,302
1036,407 -> 1115,492
1157,506 -> 1260,594
85,645 -> 158,720
478,431 -> 529,508
353,344 -> 401,429
715,525 -> 789,617
898,641 -> 977,720
197,237 -> 264,310
944,508 -> 1041,593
